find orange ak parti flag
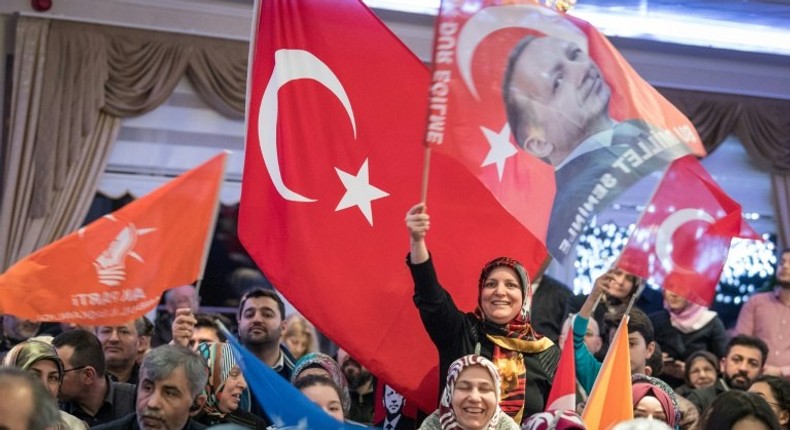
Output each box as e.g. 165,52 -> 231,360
0,153 -> 227,326
582,315 -> 634,430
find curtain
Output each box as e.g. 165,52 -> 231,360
661,89 -> 790,247
0,17 -> 248,271
0,18 -> 51,270
772,174 -> 790,250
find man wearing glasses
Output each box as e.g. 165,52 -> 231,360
53,329 -> 136,426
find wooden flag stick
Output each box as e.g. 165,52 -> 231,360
420,146 -> 432,204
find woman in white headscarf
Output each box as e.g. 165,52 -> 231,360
420,354 -> 519,430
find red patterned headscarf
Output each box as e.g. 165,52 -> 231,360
477,257 -> 531,322
475,257 -> 554,424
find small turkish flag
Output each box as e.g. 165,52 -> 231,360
544,322 -> 576,412
239,0 -> 546,413
617,155 -> 760,306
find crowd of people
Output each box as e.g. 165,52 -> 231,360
0,206 -> 788,430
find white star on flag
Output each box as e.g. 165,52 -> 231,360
481,123 -> 518,181
335,158 -> 389,226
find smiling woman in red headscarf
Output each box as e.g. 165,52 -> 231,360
405,203 -> 560,424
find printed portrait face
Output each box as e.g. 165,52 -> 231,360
384,385 -> 405,415
507,36 -> 611,164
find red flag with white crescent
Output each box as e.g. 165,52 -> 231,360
617,155 -> 760,306
429,0 -> 706,261
239,0 -> 547,413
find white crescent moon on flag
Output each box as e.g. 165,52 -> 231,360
655,209 -> 715,274
545,393 -> 576,413
457,5 -> 588,100
258,49 -> 358,202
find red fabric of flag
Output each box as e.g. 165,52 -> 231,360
0,153 -> 226,325
617,155 -> 760,306
429,0 -> 706,261
544,322 -> 577,412
239,0 -> 547,413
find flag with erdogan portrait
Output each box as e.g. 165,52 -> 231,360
617,155 -> 760,306
429,0 -> 706,261
238,0 -> 547,413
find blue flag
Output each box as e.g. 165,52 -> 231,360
222,327 -> 371,429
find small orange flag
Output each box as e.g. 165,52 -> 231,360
582,315 -> 634,430
0,153 -> 226,325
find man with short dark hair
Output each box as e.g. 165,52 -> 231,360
53,329 -> 136,426
92,345 -> 208,430
170,311 -> 230,351
339,350 -> 376,424
0,367 -> 61,430
687,334 -> 769,412
236,288 -> 294,421
192,313 -> 227,345
237,288 -> 295,380
736,248 -> 790,378
96,318 -> 147,384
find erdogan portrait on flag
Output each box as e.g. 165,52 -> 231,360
432,2 -> 705,260
500,29 -> 691,258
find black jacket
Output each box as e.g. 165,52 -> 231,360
409,257 -> 559,418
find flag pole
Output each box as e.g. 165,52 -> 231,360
194,152 -> 230,300
623,281 -> 646,318
420,146 -> 432,203
589,293 -> 604,315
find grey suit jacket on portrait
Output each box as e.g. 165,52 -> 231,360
547,120 -> 692,259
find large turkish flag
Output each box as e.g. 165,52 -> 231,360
239,0 -> 547,412
617,155 -> 760,306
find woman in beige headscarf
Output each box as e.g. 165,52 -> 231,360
419,354 -> 520,430
3,338 -> 88,430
